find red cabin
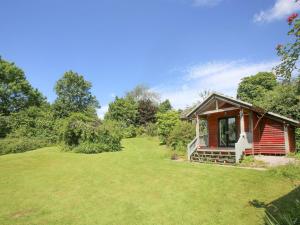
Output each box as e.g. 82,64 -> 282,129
185,92 -> 299,163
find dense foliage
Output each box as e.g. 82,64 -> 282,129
137,99 -> 158,125
0,137 -> 51,155
237,72 -> 278,104
156,110 -> 180,144
105,96 -> 138,126
167,121 -> 195,153
0,58 -> 46,116
53,71 -> 99,118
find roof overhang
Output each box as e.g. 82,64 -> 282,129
184,92 -> 300,127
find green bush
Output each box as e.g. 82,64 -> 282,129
0,138 -> 51,155
144,123 -> 158,136
59,113 -> 100,146
73,142 -> 108,154
156,110 -> 180,144
0,115 -> 10,138
102,120 -> 136,139
59,113 -> 121,154
167,121 -> 195,153
8,106 -> 59,142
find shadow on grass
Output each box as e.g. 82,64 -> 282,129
249,186 -> 300,224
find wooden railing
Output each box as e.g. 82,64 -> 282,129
187,134 -> 208,160
187,137 -> 198,160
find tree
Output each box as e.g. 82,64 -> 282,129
237,72 -> 278,104
156,110 -> 180,144
257,84 -> 300,121
275,12 -> 300,81
137,99 -> 158,125
158,99 -> 172,113
53,71 -> 99,118
0,58 -> 46,115
126,84 -> 160,103
104,96 -> 138,126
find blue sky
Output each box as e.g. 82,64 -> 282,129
1,0 -> 300,117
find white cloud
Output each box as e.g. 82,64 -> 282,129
254,0 -> 300,23
192,0 -> 222,7
155,60 -> 278,109
97,105 -> 108,119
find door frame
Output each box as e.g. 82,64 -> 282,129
218,116 -> 237,148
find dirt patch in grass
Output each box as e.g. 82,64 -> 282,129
10,209 -> 35,219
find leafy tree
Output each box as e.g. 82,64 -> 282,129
53,71 -> 99,118
104,96 -> 138,126
158,99 -> 172,113
137,99 -> 158,125
275,12 -> 300,81
257,84 -> 300,121
156,110 -> 180,144
167,121 -> 195,153
237,72 -> 278,104
126,84 -> 160,103
0,58 -> 46,115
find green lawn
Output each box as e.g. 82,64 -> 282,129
0,137 -> 298,225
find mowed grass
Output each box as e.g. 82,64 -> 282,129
0,137 -> 297,225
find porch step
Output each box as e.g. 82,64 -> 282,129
190,150 -> 236,164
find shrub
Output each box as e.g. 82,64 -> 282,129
59,113 -> 121,154
0,138 -> 51,155
73,142 -> 108,154
0,115 -> 10,138
144,123 -> 158,136
156,110 -> 180,144
59,113 -> 100,146
8,106 -> 59,143
122,124 -> 137,138
102,120 -> 136,139
167,121 -> 195,153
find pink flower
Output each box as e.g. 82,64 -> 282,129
287,13 -> 298,25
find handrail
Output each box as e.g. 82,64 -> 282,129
187,136 -> 198,161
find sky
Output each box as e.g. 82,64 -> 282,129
1,0 -> 300,118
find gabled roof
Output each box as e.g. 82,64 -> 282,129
184,92 -> 299,127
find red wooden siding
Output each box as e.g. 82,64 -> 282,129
288,126 -> 296,153
207,109 -> 240,148
252,115 -> 285,155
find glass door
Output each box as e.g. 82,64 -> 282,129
218,117 -> 237,147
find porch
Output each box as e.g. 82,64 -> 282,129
186,94 -> 253,164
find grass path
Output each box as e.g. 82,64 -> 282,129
0,137 -> 297,225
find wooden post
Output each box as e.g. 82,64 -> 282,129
284,124 -> 290,154
240,108 -> 245,135
249,111 -> 254,155
196,114 -> 200,141
215,99 -> 219,110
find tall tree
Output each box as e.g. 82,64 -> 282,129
53,71 -> 99,118
0,58 -> 46,115
137,99 -> 158,125
104,96 -> 138,125
237,72 -> 278,104
158,99 -> 172,113
126,84 -> 160,103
